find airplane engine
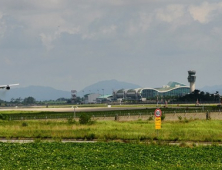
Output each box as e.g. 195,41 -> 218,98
6,86 -> 10,90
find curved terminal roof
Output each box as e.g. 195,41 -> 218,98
142,81 -> 188,93
141,86 -> 189,94
112,82 -> 190,100
116,89 -> 124,93
127,88 -> 142,93
115,82 -> 189,96
97,95 -> 113,99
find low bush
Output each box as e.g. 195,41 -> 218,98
184,117 -> 189,123
148,116 -> 153,121
22,122 -> 28,127
67,117 -> 76,124
178,116 -> 182,121
79,114 -> 92,124
161,113 -> 165,121
0,114 -> 6,120
84,133 -> 96,140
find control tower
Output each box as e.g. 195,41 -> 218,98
188,70 -> 196,92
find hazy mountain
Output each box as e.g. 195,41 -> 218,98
78,79 -> 141,96
0,80 -> 141,101
200,85 -> 222,94
0,86 -> 71,101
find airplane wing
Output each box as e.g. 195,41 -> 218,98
0,84 -> 19,90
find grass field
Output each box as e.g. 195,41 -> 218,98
0,142 -> 221,169
0,119 -> 222,142
0,106 -> 221,169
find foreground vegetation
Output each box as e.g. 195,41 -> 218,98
0,142 -> 221,169
0,119 -> 222,142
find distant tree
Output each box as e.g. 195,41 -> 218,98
10,98 -> 15,103
10,98 -> 23,104
23,97 -> 36,104
56,98 -> 67,101
66,99 -> 72,104
74,97 -> 81,103
15,97 -> 23,103
176,89 -> 220,102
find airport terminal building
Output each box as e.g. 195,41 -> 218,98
113,81 -> 190,101
82,71 -> 196,103
112,71 -> 196,101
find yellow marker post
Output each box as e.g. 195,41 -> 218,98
154,108 -> 162,130
155,117 -> 161,129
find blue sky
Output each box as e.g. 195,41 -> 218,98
0,0 -> 222,91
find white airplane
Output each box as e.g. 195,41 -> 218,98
0,84 -> 19,90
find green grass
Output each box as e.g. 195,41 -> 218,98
0,142 -> 221,169
0,119 -> 222,142
0,110 -> 43,114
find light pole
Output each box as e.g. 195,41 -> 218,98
82,90 -> 84,104
89,90 -> 91,104
102,89 -> 104,103
102,89 -> 104,97
156,95 -> 159,107
72,106 -> 76,118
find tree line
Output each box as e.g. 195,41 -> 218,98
176,90 -> 221,103
0,97 -> 76,105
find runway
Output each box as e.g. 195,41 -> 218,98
0,106 -> 149,112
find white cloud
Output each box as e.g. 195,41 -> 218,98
156,4 -> 185,23
0,1 -> 104,48
189,2 -> 222,24
127,12 -> 153,36
82,25 -> 117,40
39,33 -> 54,51
101,25 -> 117,35
0,1 -> 222,90
138,12 -> 153,32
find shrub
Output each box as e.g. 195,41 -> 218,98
22,122 -> 28,127
161,113 -> 165,121
178,116 -> 182,121
79,114 -> 92,124
0,114 -> 6,120
67,117 -> 76,125
84,133 -> 96,140
179,142 -> 188,147
148,116 -> 153,121
184,117 -> 189,123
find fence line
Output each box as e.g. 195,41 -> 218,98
3,108 -> 222,120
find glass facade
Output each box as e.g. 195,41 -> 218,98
113,82 -> 190,101
141,87 -> 190,99
141,89 -> 158,99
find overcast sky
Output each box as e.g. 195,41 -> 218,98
0,0 -> 222,91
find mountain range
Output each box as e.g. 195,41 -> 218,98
0,86 -> 71,101
0,80 -> 221,101
0,79 -> 141,101
77,79 -> 141,97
